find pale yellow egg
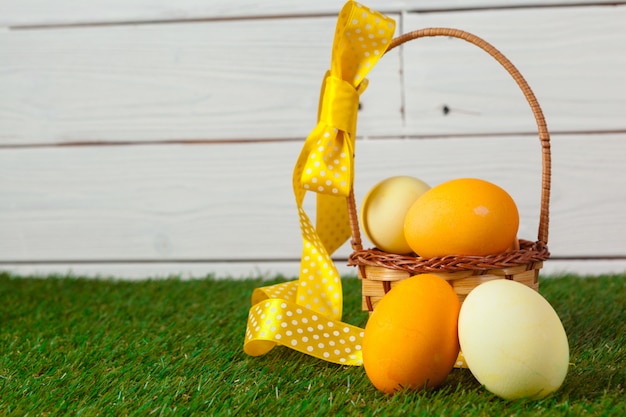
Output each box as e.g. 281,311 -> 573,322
360,176 -> 430,254
459,279 -> 569,400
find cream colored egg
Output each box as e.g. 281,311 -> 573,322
458,279 -> 569,400
360,176 -> 430,254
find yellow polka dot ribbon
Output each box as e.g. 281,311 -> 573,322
244,1 -> 396,366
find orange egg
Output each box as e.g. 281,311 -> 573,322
404,178 -> 519,258
362,274 -> 460,394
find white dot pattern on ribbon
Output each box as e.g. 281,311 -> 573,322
296,206 -> 343,318
335,2 -> 396,85
260,281 -> 297,300
244,298 -> 364,365
250,280 -> 299,307
455,351 -> 468,368
291,124 -> 350,314
301,128 -> 351,196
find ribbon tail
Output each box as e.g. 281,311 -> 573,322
244,297 -> 364,365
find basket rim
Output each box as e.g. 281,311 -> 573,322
348,239 -> 549,274
347,27 -> 552,272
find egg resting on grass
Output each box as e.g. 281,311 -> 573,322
362,274 -> 460,394
458,279 -> 569,400
360,176 -> 430,254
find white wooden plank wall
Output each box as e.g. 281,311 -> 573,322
1,0 -> 625,279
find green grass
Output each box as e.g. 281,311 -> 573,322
0,272 -> 624,416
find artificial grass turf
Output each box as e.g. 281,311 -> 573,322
0,272 -> 623,416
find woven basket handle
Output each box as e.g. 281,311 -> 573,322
349,28 -> 551,252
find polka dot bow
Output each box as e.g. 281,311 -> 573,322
244,1 -> 396,366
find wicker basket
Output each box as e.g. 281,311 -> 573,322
347,28 -> 552,318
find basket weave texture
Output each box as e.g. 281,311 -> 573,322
346,28 -> 552,317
